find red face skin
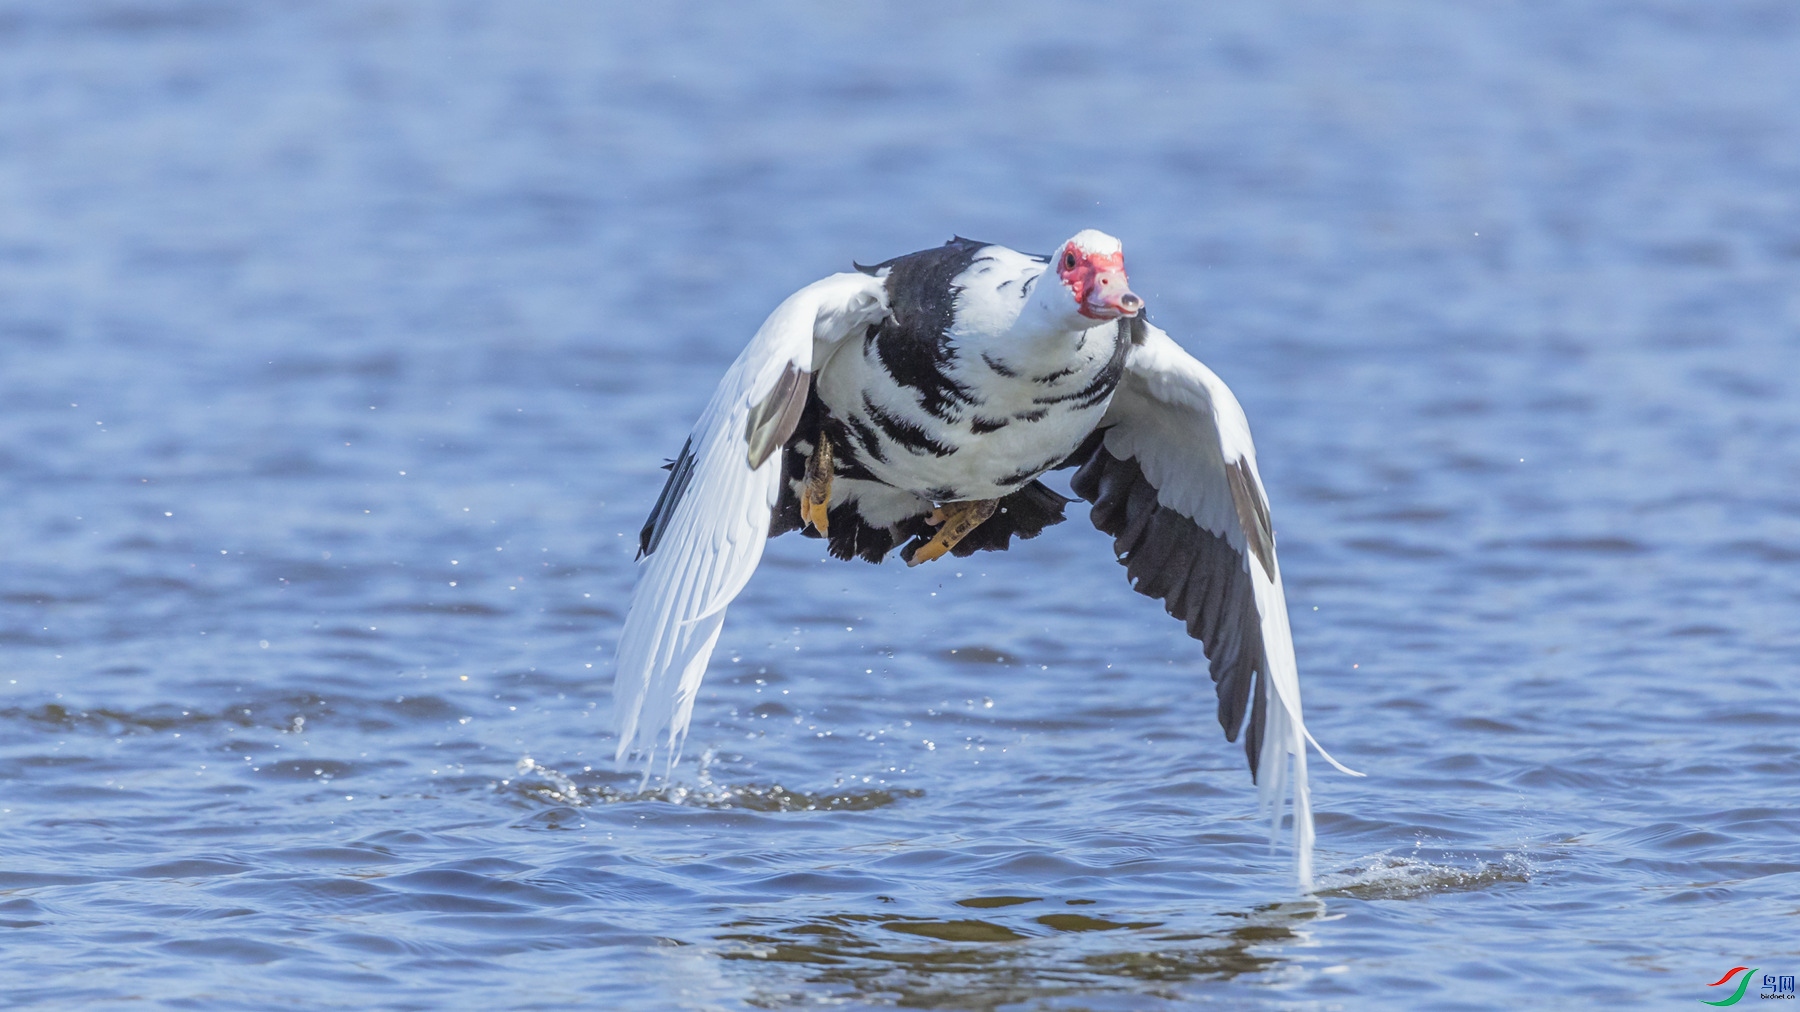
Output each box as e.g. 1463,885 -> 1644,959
1057,245 -> 1142,320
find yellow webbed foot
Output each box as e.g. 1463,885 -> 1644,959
906,499 -> 998,567
802,434 -> 833,536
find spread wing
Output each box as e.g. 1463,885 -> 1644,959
614,272 -> 888,770
1067,318 -> 1358,889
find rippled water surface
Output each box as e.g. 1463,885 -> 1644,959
2,2 -> 1798,1008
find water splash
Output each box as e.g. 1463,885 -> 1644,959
1313,852 -> 1531,901
498,756 -> 923,812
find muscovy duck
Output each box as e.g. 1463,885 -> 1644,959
614,231 -> 1356,887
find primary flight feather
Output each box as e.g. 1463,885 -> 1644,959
614,231 -> 1356,889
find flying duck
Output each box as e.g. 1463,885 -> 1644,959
613,231 -> 1356,887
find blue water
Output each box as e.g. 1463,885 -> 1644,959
2,2 -> 1797,1008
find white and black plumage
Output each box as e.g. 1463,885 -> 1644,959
614,230 -> 1357,888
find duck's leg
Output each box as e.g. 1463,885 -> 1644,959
801,433 -> 833,535
906,499 -> 999,567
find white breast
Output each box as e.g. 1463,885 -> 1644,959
816,244 -> 1127,502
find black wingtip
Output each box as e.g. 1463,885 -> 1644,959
639,437 -> 696,559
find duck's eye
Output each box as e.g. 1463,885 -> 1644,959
1063,251 -> 1078,270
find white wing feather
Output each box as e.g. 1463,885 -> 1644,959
1103,323 -> 1360,890
613,272 -> 887,769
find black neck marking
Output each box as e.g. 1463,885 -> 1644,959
1030,320 -> 1132,409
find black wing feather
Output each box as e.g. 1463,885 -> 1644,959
1067,439 -> 1269,775
638,436 -> 696,559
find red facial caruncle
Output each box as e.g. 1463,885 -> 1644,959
1057,244 -> 1142,321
